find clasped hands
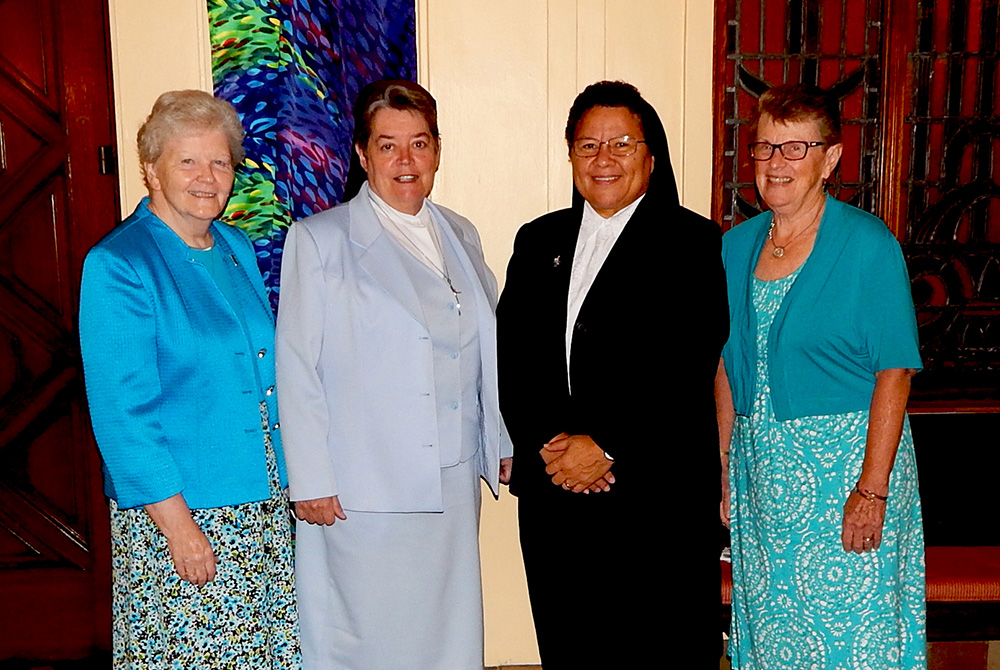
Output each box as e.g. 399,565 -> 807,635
541,432 -> 614,493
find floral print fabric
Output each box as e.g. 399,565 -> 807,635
728,271 -> 926,670
109,404 -> 300,669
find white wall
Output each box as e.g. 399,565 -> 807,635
419,0 -> 715,283
108,0 -> 214,212
109,1 -> 715,664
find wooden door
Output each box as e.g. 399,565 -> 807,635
0,0 -> 118,658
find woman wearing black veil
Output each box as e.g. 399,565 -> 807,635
497,80 -> 729,668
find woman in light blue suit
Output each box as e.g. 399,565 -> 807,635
79,90 -> 300,669
275,80 -> 511,670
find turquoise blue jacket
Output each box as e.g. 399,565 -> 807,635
80,199 -> 287,509
721,197 -> 922,420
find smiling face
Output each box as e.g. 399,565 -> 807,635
570,106 -> 654,218
145,129 -> 235,236
357,107 -> 440,215
754,114 -> 842,218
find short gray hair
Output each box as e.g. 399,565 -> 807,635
352,80 -> 439,149
137,90 -> 245,185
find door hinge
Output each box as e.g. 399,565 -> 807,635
98,145 -> 116,175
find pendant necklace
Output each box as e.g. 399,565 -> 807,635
401,236 -> 463,314
768,212 -> 821,258
391,216 -> 462,314
370,193 -> 462,314
415,218 -> 462,314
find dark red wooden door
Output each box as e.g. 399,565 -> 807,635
0,0 -> 119,658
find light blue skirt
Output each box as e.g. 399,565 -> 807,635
295,457 -> 484,670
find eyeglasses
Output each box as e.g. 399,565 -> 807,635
572,135 -> 647,157
748,141 -> 826,161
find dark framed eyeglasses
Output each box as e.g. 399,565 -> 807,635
748,141 -> 826,161
572,135 -> 646,158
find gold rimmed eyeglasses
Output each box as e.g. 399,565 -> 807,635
572,135 -> 647,158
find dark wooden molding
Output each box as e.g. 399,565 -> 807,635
877,0 -> 916,239
711,0 -> 729,226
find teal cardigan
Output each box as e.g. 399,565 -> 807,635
721,197 -> 922,420
80,199 -> 287,509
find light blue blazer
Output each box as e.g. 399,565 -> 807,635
79,199 -> 286,510
275,185 -> 512,513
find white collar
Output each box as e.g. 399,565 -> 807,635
579,193 -> 645,236
366,183 -> 431,228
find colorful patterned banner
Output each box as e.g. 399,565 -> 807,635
207,0 -> 416,309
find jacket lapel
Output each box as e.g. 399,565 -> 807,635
144,212 -> 230,316
575,201 -> 652,321
348,188 -> 428,328
429,204 -> 494,310
211,224 -> 274,323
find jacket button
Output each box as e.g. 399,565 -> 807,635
257,349 -> 267,358
272,422 -> 280,430
265,385 -> 275,396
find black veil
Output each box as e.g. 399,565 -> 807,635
570,96 -> 681,212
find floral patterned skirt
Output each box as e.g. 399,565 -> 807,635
109,404 -> 301,669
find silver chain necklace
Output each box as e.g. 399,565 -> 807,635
376,202 -> 462,314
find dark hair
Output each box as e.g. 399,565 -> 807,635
565,80 -> 679,210
750,83 -> 842,145
564,81 -> 661,153
352,80 -> 439,149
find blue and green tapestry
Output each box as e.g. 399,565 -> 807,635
207,0 -> 416,309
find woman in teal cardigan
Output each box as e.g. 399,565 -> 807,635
79,91 -> 300,669
716,84 -> 925,669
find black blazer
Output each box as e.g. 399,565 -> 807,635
497,192 -> 729,505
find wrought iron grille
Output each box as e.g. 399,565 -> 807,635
902,0 -> 1000,402
715,0 -> 1000,405
715,0 -> 885,229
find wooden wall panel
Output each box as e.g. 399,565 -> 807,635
0,0 -> 118,657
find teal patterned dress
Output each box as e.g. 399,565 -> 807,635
728,270 -> 926,670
